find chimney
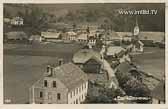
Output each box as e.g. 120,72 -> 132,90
45,65 -> 53,76
58,59 -> 64,66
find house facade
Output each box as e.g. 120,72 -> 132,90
29,63 -> 88,104
77,33 -> 88,44
61,31 -> 78,42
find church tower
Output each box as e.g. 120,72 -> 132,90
132,17 -> 144,52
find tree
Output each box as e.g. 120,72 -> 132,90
115,70 -> 151,99
85,84 -> 123,104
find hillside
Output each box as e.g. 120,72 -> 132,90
4,3 -> 165,32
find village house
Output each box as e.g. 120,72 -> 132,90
29,35 -> 44,43
105,46 -> 130,64
72,49 -> 103,74
4,18 -> 11,24
73,48 -> 119,89
41,32 -> 61,42
5,31 -> 28,41
114,32 -> 133,45
132,40 -> 144,52
29,63 -> 88,104
77,33 -> 88,44
67,31 -> 77,41
87,36 -> 97,48
10,17 -> 24,26
62,31 -> 77,42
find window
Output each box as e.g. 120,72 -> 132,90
53,81 -> 56,88
40,91 -> 43,98
44,80 -> 48,87
57,93 -> 61,100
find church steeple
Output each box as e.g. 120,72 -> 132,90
133,16 -> 139,36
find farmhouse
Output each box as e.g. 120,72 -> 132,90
77,33 -> 88,44
29,35 -> 43,43
4,18 -> 11,24
105,46 -> 130,63
88,36 -> 96,47
29,63 -> 88,104
61,31 -> 77,42
73,49 -> 102,74
5,31 -> 28,41
41,32 -> 61,42
11,17 -> 24,26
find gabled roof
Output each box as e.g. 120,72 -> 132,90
106,46 -> 125,56
67,31 -> 77,36
41,32 -> 61,39
73,49 -> 101,64
51,63 -> 88,91
77,33 -> 88,40
151,80 -> 165,101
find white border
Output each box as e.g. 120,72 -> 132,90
0,0 -> 167,109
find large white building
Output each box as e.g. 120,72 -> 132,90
29,63 -> 88,104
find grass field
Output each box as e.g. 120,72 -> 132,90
3,43 -> 83,104
131,47 -> 165,80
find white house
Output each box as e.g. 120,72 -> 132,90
77,33 -> 88,44
4,18 -> 11,24
29,63 -> 88,104
29,35 -> 43,43
11,17 -> 24,26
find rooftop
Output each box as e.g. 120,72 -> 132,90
41,32 -> 61,39
73,49 -> 101,64
106,46 -> 125,56
47,63 -> 88,91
